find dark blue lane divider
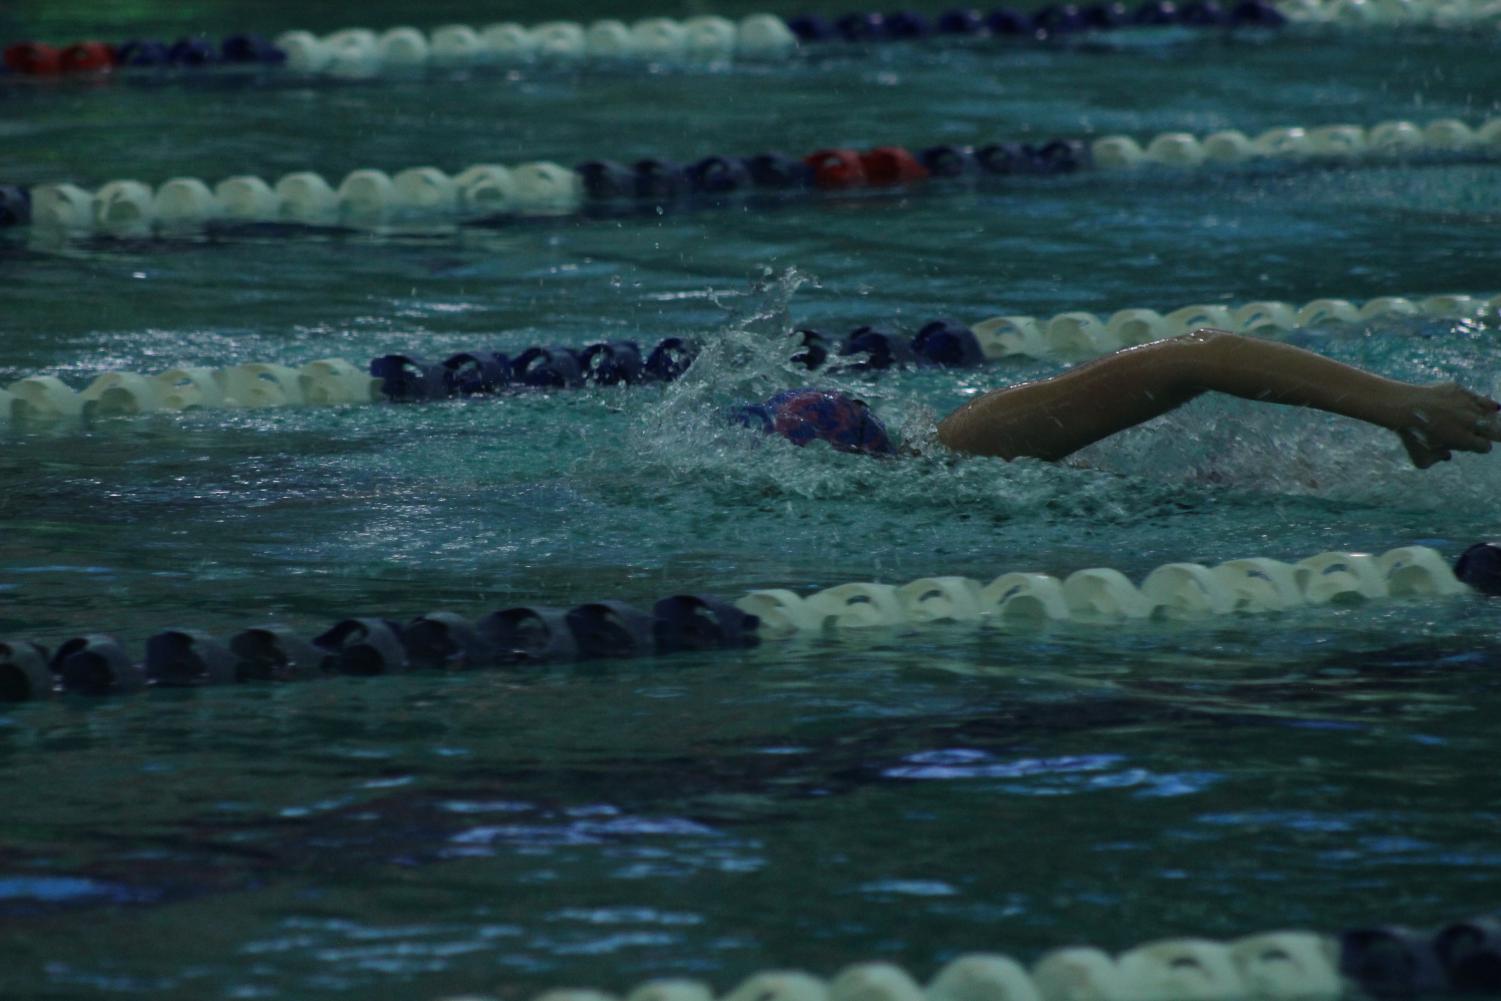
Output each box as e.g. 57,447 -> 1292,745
0,593 -> 761,700
367,337 -> 701,402
785,1 -> 1285,42
1342,917 -> 1501,996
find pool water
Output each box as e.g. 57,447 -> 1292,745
4,3 -> 1501,1000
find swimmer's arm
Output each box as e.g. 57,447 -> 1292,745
936,328 -> 1501,467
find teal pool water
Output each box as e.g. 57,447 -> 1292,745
4,4 -> 1501,1000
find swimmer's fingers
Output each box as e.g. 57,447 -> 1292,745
1456,402 -> 1501,451
1462,385 -> 1501,412
1412,384 -> 1501,455
1463,433 -> 1495,455
1399,428 -> 1452,469
1474,413 -> 1501,443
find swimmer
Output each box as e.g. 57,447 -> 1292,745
741,328 -> 1501,467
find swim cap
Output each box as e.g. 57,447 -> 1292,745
1453,542 -> 1501,596
734,388 -> 895,456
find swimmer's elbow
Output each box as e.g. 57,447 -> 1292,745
936,413 -> 981,456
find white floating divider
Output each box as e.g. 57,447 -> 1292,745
215,175 -> 280,221
1088,115 -> 1501,173
94,179 -> 154,230
1230,932 -> 1343,999
1275,0 -> 1501,25
624,980 -> 714,1001
298,359 -> 381,405
217,363 -> 306,408
533,992 -> 617,1001
153,367 -> 224,410
31,183 -> 95,229
454,165 -> 515,214
431,25 -> 484,65
927,954 -> 1041,1001
510,162 -> 585,213
632,17 -> 689,60
1030,947 -> 1129,1001
733,590 -> 825,638
1212,559 -> 1305,612
1062,568 -> 1155,621
1140,563 -> 1239,619
80,372 -> 162,419
267,15 -> 798,76
683,16 -> 739,61
532,21 -> 587,59
979,573 -> 1071,621
1293,551 -> 1387,604
274,172 -> 339,223
722,972 -> 829,1001
337,169 -> 396,216
393,167 -> 458,212
440,923 -> 1352,1001
805,582 -> 906,628
829,964 -> 926,1001
376,27 -> 429,65
1116,940 -> 1243,1001
8,376 -> 84,421
969,289 -> 1497,362
737,14 -> 801,58
587,20 -> 635,57
3,357 -> 377,425
895,576 -> 985,622
153,178 -> 221,226
731,545 -> 1471,634
1377,547 -> 1471,596
31,157 -> 579,235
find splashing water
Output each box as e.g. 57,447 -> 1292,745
617,272 -> 1501,518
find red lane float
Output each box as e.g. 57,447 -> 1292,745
3,42 -> 63,76
805,148 -> 867,188
860,146 -> 929,185
59,42 -> 116,73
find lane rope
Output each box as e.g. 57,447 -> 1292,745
0,17 -> 798,79
954,291 -> 1498,362
10,115 -> 1498,237
0,337 -> 697,424
426,913 -> 1501,1001
1276,0 -> 1501,24
1,288 -> 1492,428
0,542 -> 1481,701
11,0 -> 1500,85
0,3 -> 1302,83
10,0 -> 1499,84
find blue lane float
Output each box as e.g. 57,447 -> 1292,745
1434,917 -> 1501,993
1,589 -> 761,699
365,338 -> 688,404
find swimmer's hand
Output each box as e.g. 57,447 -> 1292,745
1394,382 -> 1501,468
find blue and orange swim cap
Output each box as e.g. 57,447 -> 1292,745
733,388 -> 895,456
